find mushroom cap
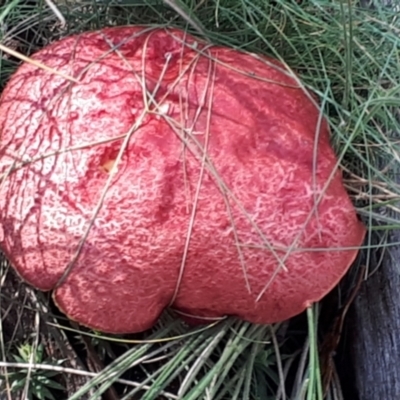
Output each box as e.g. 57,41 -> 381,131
0,26 -> 365,333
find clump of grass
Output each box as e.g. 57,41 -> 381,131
0,0 -> 399,399
1,342 -> 65,400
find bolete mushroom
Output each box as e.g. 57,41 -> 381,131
0,26 -> 365,333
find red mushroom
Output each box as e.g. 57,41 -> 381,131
0,26 -> 365,333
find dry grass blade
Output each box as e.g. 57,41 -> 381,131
0,43 -> 78,83
162,0 -> 207,36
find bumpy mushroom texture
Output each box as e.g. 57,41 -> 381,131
0,26 -> 365,333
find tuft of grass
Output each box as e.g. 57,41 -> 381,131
0,0 -> 399,399
1,342 -> 65,400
